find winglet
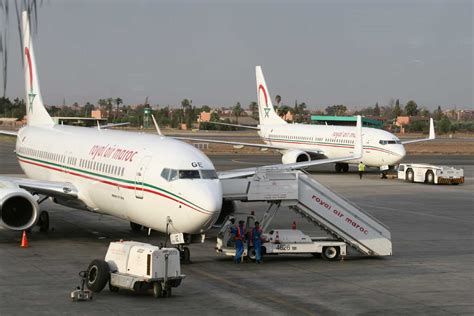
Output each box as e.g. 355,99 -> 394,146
353,115 -> 363,159
429,118 -> 435,140
151,114 -> 163,136
401,117 -> 436,145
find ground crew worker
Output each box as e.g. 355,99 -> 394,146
358,161 -> 365,179
233,220 -> 245,263
227,218 -> 236,247
251,221 -> 263,264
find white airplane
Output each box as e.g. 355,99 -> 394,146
0,12 -> 363,258
178,66 -> 435,173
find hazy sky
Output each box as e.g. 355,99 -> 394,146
3,0 -> 473,110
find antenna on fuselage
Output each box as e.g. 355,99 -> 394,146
151,114 -> 163,136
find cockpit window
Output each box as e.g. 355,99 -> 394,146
379,140 -> 401,145
169,169 -> 178,181
161,168 -> 170,181
178,170 -> 201,179
162,168 -> 218,181
201,169 -> 218,179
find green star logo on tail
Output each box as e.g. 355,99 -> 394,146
28,91 -> 36,113
264,108 -> 270,118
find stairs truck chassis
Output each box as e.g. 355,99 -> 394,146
216,225 -> 347,261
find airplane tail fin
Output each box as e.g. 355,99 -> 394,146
256,66 -> 287,126
22,11 -> 54,126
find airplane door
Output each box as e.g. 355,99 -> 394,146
135,156 -> 152,199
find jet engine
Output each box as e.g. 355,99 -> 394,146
0,187 -> 39,231
281,149 -> 311,164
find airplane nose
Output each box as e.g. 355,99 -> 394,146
391,145 -> 406,164
397,145 -> 406,159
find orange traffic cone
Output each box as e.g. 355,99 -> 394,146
291,221 -> 297,230
21,231 -> 28,248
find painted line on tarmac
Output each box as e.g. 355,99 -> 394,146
188,266 -> 318,316
358,202 -> 470,225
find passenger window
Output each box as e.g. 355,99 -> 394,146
399,165 -> 405,172
161,168 -> 170,181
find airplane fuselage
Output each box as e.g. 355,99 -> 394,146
15,125 -> 222,234
259,124 -> 406,167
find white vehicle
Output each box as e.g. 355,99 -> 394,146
398,163 -> 464,185
177,66 -> 435,173
0,11 -> 364,260
216,218 -> 347,261
86,241 -> 185,298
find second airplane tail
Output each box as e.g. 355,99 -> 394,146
256,66 -> 287,126
22,11 -> 54,126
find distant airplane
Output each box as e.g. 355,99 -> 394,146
177,66 -> 435,173
0,12 -> 363,260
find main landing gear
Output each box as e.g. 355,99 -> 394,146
335,163 -> 349,173
37,211 -> 50,232
178,246 -> 191,264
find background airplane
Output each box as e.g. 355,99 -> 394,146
0,12 -> 363,260
177,66 -> 435,173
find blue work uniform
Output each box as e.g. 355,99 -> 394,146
233,225 -> 245,263
252,227 -> 263,263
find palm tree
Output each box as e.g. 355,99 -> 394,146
232,102 -> 242,123
114,97 -> 123,121
275,95 -> 281,107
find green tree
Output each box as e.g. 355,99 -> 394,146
232,102 -> 243,123
325,104 -> 347,116
433,106 -> 444,121
84,102 -> 94,117
419,107 -> 430,118
275,95 -> 281,106
277,105 -> 290,117
374,102 -> 380,116
248,101 -> 258,120
405,100 -> 418,116
392,99 -> 402,117
438,116 -> 452,134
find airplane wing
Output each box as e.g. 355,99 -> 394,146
202,121 -> 260,130
99,122 -> 130,129
0,130 -> 18,136
218,116 -> 363,179
0,176 -> 78,199
174,135 -> 325,155
401,118 -> 435,145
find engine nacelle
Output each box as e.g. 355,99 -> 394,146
281,149 -> 310,164
0,187 -> 39,231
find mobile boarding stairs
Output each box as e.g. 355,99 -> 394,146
221,170 -> 392,257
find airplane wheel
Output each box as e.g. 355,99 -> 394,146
130,221 -> 143,232
406,169 -> 414,183
181,247 -> 191,263
247,247 -> 256,261
38,211 -> 49,232
426,171 -> 435,184
153,282 -> 162,298
342,163 -> 349,172
321,246 -> 340,261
